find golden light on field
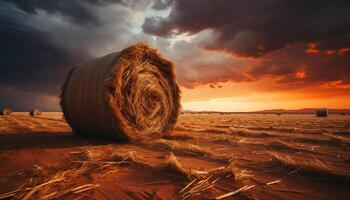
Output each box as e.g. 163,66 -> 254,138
1,112 -> 350,199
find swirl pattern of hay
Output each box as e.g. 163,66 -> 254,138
60,43 -> 181,141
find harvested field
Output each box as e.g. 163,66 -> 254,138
0,112 -> 349,199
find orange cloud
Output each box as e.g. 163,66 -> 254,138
321,80 -> 350,89
295,68 -> 307,79
305,43 -> 320,54
325,48 -> 350,55
338,47 -> 350,55
325,50 -> 337,55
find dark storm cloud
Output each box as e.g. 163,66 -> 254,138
0,4 -> 89,110
0,0 -> 149,110
248,44 -> 350,84
143,0 -> 350,88
0,9 -> 79,93
166,40 -> 251,88
143,0 -> 350,57
3,0 -> 124,26
151,0 -> 174,10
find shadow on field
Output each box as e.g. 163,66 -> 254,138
0,132 -> 118,150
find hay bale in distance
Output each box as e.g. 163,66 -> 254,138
1,108 -> 12,115
60,43 -> 181,141
30,109 -> 42,116
316,108 -> 328,117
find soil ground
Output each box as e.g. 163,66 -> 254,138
0,112 -> 349,199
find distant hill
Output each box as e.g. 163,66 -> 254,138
256,108 -> 350,114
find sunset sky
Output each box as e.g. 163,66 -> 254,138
1,0 -> 350,111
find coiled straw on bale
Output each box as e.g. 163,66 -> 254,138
1,108 -> 12,115
30,109 -> 42,116
60,43 -> 181,141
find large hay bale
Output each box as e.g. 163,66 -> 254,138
1,108 -> 12,115
30,109 -> 42,116
60,43 -> 181,141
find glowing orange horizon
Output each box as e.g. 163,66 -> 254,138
180,79 -> 350,112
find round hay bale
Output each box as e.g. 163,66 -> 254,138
60,43 -> 181,141
316,108 -> 328,117
30,109 -> 42,116
1,108 -> 12,115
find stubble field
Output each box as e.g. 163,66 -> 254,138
0,112 -> 349,199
